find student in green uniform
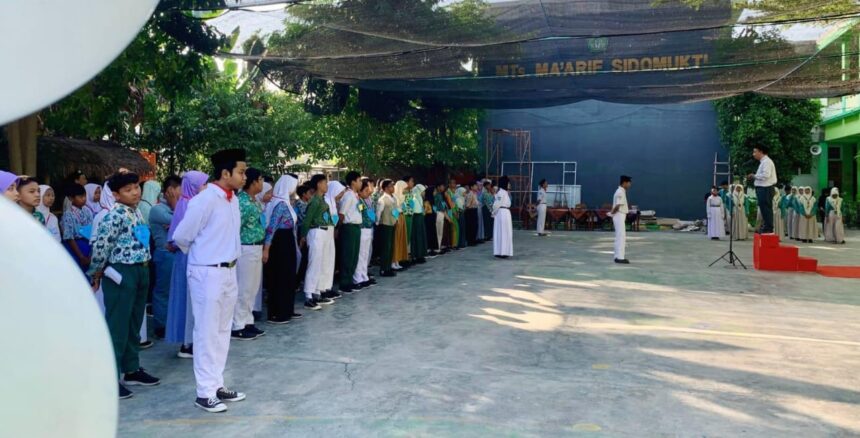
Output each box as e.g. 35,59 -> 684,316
338,171 -> 363,293
299,174 -> 336,309
410,183 -> 428,263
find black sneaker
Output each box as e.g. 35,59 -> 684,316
304,300 -> 322,310
245,325 -> 266,336
614,258 -> 630,264
360,281 -> 373,289
119,383 -> 133,399
216,387 -> 246,402
291,313 -> 303,319
178,344 -> 193,359
122,368 -> 160,386
195,396 -> 227,413
352,283 -> 364,290
139,340 -> 154,349
368,278 -> 377,285
317,297 -> 335,306
327,291 -> 343,300
341,285 -> 354,294
231,329 -> 259,341
267,316 -> 290,325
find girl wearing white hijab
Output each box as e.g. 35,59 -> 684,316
728,184 -> 749,241
38,185 -> 61,242
138,180 -> 161,224
824,187 -> 845,244
263,175 -> 302,323
84,183 -> 103,216
797,187 -> 818,243
323,180 -> 345,298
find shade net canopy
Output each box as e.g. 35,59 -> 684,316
197,0 -> 860,109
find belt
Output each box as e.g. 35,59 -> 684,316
206,260 -> 237,268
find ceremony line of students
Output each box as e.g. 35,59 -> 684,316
1,161 -> 514,414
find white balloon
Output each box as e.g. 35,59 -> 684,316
0,198 -> 117,437
0,0 -> 159,124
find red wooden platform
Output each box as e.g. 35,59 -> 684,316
753,234 -> 818,273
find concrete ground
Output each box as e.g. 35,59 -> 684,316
120,230 -> 860,437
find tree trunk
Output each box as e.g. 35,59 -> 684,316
3,113 -> 39,176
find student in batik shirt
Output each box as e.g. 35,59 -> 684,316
88,172 -> 160,400
62,183 -> 95,272
232,168 -> 267,340
264,174 -> 303,323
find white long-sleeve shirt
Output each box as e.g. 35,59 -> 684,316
612,187 -> 628,215
537,188 -> 547,205
754,155 -> 777,187
492,189 -> 511,216
339,189 -> 362,225
172,184 -> 241,266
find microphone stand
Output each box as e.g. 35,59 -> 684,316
710,158 -> 747,269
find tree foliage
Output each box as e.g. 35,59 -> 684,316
714,93 -> 821,183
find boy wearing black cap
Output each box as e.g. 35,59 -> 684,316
173,148 -> 247,413
88,172 -> 160,400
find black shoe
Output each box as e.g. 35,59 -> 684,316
139,340 -> 154,349
231,329 -> 259,340
380,271 -> 396,277
178,344 -> 193,359
245,325 -> 266,336
154,327 -> 165,339
327,291 -> 343,300
360,281 -> 373,289
711,237 -> 720,240
304,300 -> 322,310
267,316 -> 291,325
291,313 -> 303,319
317,297 -> 335,306
195,396 -> 227,413
352,282 -> 364,290
614,258 -> 630,264
368,278 -> 378,285
122,368 -> 160,386
340,285 -> 354,294
216,387 -> 246,402
119,383 -> 133,399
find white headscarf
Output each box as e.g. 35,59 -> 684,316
455,186 -> 466,210
265,175 -> 298,227
139,180 -> 161,223
38,184 -> 61,241
37,185 -> 54,218
325,181 -> 345,216
394,180 -> 407,206
99,181 -> 116,210
256,182 -> 273,204
84,183 -> 102,215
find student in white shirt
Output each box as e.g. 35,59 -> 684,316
611,175 -> 632,264
172,148 -> 247,413
747,145 -> 778,234
535,179 -> 549,236
338,171 -> 364,293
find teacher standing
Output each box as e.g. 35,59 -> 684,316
748,145 -> 778,234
